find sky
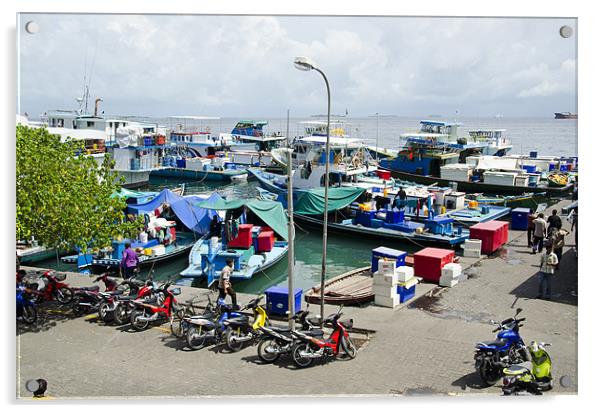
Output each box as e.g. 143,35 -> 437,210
17,14 -> 577,119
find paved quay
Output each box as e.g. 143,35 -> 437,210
17,199 -> 577,398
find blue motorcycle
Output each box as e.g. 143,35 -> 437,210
474,308 -> 528,386
17,285 -> 37,324
184,298 -> 244,350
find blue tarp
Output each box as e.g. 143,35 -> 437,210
126,189 -> 220,234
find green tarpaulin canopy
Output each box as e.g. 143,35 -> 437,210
111,188 -> 156,201
295,187 -> 365,215
195,195 -> 288,241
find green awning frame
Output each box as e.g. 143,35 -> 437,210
295,187 -> 366,216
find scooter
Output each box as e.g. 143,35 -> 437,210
502,341 -> 553,395
256,307 -> 322,364
129,282 -> 181,331
290,305 -> 357,368
17,285 -> 37,324
110,279 -> 161,325
71,272 -> 120,316
96,276 -> 147,323
474,308 -> 528,386
184,298 -> 244,350
223,296 -> 269,352
25,270 -> 74,305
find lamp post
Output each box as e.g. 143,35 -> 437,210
375,112 -> 380,161
294,56 -> 331,324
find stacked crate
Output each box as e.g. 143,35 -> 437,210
439,263 -> 463,287
373,260 -> 400,308
462,239 -> 482,258
395,265 -> 418,303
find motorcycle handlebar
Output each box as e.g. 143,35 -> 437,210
516,317 -> 526,322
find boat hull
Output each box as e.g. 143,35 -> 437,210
150,168 -> 250,182
379,167 -> 573,195
305,266 -> 374,306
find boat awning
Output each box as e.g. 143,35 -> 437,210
195,195 -> 288,241
294,187 -> 365,216
127,189 -> 220,234
111,188 -> 157,203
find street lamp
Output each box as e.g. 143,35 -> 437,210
293,56 -> 331,324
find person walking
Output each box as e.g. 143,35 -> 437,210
527,212 -> 537,248
121,242 -> 139,278
548,227 -> 567,264
218,259 -> 238,309
547,209 -> 562,231
537,244 -> 558,300
532,213 -> 547,254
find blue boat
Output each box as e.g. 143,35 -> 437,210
179,195 -> 289,287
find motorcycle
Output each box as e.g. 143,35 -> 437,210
256,307 -> 322,364
71,271 -> 120,316
474,308 -> 528,386
170,292 -> 216,339
502,341 -> 553,395
97,276 -> 147,323
223,296 -> 269,352
25,270 -> 74,305
129,282 -> 181,331
184,298 -> 244,350
290,305 -> 357,368
110,279 -> 161,325
17,285 -> 37,324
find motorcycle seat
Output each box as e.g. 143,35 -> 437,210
80,286 -> 100,291
270,326 -> 290,333
503,365 -> 530,376
481,339 -> 506,347
301,329 -> 324,337
117,294 -> 138,301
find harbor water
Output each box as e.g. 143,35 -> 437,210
36,116 -> 577,294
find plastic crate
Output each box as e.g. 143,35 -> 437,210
397,284 -> 416,303
469,221 -> 509,254
511,208 -> 531,230
413,247 -> 455,284
265,286 -> 302,316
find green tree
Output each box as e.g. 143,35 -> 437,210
16,125 -> 143,253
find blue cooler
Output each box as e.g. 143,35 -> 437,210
371,247 -> 407,273
386,209 -> 404,223
397,284 -> 416,303
176,158 -> 186,168
355,210 -> 375,227
511,207 -> 531,230
265,286 -> 302,316
521,165 -> 536,174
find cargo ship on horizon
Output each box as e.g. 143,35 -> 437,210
555,112 -> 577,119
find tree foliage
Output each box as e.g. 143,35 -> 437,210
16,125 -> 143,252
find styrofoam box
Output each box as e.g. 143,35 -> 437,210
398,277 -> 418,289
373,272 -> 398,287
395,266 -> 414,282
440,278 -> 459,288
463,239 -> 483,250
442,263 -> 462,278
373,284 -> 398,298
152,245 -> 166,256
463,249 -> 482,258
374,294 -> 400,308
377,259 -> 396,275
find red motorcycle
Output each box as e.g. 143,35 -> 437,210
129,281 -> 181,331
26,270 -> 74,305
290,306 -> 357,368
71,271 -> 120,316
106,278 -> 159,325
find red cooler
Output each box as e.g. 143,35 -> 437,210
413,248 -> 455,283
376,169 -> 391,180
256,230 -> 275,252
228,224 -> 254,249
469,220 -> 509,254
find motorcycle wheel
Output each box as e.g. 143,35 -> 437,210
291,342 -> 314,368
225,327 -> 246,353
170,308 -> 193,338
98,303 -> 113,322
478,357 -> 501,386
113,304 -> 129,325
130,309 -> 150,331
56,287 -> 74,305
186,325 -> 209,350
71,297 -> 87,315
341,335 -> 358,359
21,305 -> 37,324
257,337 -> 281,363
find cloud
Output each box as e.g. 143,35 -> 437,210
18,14 -> 577,117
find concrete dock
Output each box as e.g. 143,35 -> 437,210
16,199 -> 577,398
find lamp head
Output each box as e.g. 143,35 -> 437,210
293,56 -> 316,71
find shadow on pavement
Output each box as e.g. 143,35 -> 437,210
451,371 -> 497,391
509,248 -> 577,306
17,302 -> 76,336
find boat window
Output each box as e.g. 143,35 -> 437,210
87,121 -> 94,127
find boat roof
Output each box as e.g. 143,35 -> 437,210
420,120 -> 463,126
232,134 -> 287,142
299,136 -> 364,146
46,127 -> 107,141
468,129 -> 506,132
235,120 -> 268,126
400,132 -> 449,138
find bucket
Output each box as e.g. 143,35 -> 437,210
468,200 -> 478,209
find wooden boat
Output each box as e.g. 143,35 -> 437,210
547,172 -> 570,188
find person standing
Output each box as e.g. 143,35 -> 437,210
547,209 -> 562,231
121,242 -> 139,278
548,227 -> 567,264
218,259 -> 238,309
532,213 -> 547,254
537,245 -> 558,300
393,187 -> 407,209
209,215 -> 222,239
527,212 -> 537,248
570,207 -> 578,254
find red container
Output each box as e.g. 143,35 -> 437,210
469,220 -> 509,254
376,169 -> 391,180
413,247 -> 455,284
256,231 -> 275,252
228,224 -> 254,249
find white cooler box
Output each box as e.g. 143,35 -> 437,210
395,266 -> 414,282
373,272 -> 398,287
442,263 -> 462,278
373,284 -> 398,298
374,294 -> 400,308
152,245 -> 166,256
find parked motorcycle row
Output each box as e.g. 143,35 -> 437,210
16,269 -> 358,369
474,308 -> 554,395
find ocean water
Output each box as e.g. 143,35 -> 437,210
37,116 -> 577,293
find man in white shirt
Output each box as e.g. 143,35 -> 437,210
532,213 -> 547,254
538,244 -> 558,300
218,259 -> 238,309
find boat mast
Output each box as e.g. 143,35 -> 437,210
286,109 -> 295,330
